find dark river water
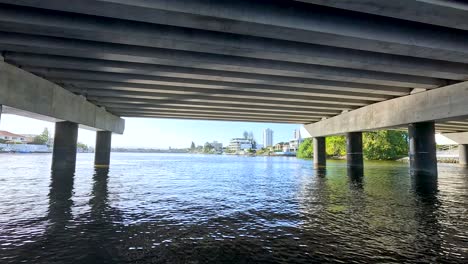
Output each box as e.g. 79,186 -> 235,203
0,153 -> 467,263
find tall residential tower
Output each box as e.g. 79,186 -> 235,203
263,128 -> 274,148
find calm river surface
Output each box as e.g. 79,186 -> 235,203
0,153 -> 467,263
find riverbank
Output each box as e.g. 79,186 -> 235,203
398,156 -> 460,164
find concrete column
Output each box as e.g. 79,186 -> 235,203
95,131 -> 112,167
346,132 -> 363,168
459,144 -> 468,167
313,137 -> 326,169
408,122 -> 437,177
0,105 -> 2,124
52,121 -> 78,171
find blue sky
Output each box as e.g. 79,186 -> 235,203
0,114 -> 311,148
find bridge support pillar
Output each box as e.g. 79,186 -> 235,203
408,122 -> 437,177
346,132 -> 364,177
95,131 -> 112,168
313,137 -> 326,169
459,144 -> 468,167
52,121 -> 78,171
346,132 -> 363,169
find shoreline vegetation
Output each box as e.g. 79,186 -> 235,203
297,130 -> 409,161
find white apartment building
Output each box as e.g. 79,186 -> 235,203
289,129 -> 303,152
228,138 -> 253,152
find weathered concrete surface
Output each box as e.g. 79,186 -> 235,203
0,61 -> 125,134
4,53 -> 412,96
305,81 -> 468,137
2,0 -> 468,64
0,32 -> 441,88
409,122 -> 437,177
460,145 -> 468,167
441,132 -> 468,144
346,132 -> 363,168
1,4 -> 467,80
1,1 -> 468,128
299,0 -> 468,31
95,131 -> 112,167
313,137 -> 326,168
52,121 -> 78,171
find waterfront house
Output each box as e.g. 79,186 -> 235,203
0,131 -> 27,143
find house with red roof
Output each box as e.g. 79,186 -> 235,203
0,131 -> 27,143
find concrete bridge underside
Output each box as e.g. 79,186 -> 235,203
1,0 -> 468,171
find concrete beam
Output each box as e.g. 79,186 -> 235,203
105,107 -> 327,119
0,32 -> 443,88
86,96 -> 353,111
299,0 -> 468,31
1,4 -> 467,80
27,68 -> 394,101
3,0 -> 468,63
110,106 -> 319,120
0,60 -> 124,133
116,114 -> 314,124
441,132 -> 468,144
5,52 -> 411,96
62,81 -> 379,105
95,101 -> 340,115
119,113 -> 304,124
305,81 -> 468,137
68,88 -> 365,108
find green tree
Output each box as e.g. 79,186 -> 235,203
243,131 -> 249,139
77,142 -> 89,151
363,130 -> 408,160
297,138 -> 313,159
33,128 -> 50,145
190,141 -> 196,150
326,136 -> 346,157
203,142 -> 214,153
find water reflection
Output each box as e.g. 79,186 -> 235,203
347,167 -> 364,189
48,168 -> 75,232
1,154 -> 467,263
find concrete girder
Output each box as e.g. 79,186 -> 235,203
85,95 -> 353,111
27,69 -> 394,101
305,81 -> 468,137
444,120 -> 468,125
2,0 -> 468,63
102,105 -> 333,118
1,4 -> 468,80
88,98 -> 341,115
0,60 -> 125,133
117,113 -> 312,124
0,32 -> 444,88
436,124 -> 468,130
108,109 -> 318,123
4,52 -> 411,96
442,132 -> 468,144
105,107 -> 324,120
64,86 -> 370,106
298,0 -> 468,31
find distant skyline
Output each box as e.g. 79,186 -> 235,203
0,114 -> 311,149
1,114 -> 457,147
